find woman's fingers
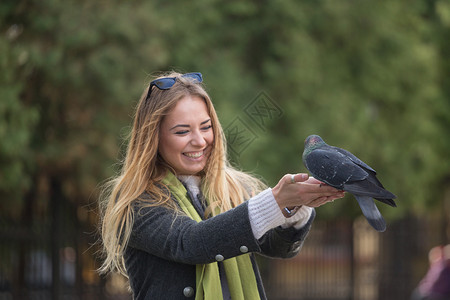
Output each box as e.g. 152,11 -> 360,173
304,177 -> 322,185
304,196 -> 324,207
307,196 -> 334,207
273,173 -> 346,209
301,183 -> 341,195
307,192 -> 346,207
286,173 -> 309,184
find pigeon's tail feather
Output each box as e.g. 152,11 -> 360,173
366,173 -> 397,206
355,195 -> 386,232
375,197 -> 397,207
344,180 -> 396,202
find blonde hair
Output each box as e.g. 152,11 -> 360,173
99,72 -> 266,276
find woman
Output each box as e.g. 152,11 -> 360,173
99,71 -> 344,299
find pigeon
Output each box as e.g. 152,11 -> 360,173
302,134 -> 396,232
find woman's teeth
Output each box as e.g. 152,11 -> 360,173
184,151 -> 203,158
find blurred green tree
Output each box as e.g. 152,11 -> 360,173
225,0 -> 450,220
0,31 -> 38,215
0,0 -> 449,223
0,0 -> 166,219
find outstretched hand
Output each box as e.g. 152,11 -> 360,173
272,173 -> 345,210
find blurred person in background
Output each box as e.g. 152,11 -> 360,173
411,244 -> 450,300
98,71 -> 345,299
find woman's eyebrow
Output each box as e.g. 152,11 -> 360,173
169,124 -> 189,131
169,119 -> 210,131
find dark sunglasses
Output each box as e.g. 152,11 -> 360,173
145,72 -> 203,101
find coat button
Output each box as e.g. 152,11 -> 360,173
240,246 -> 249,253
215,254 -> 224,261
183,286 -> 194,297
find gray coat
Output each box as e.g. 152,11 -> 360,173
124,192 -> 316,299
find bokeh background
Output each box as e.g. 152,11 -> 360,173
1,0 -> 449,299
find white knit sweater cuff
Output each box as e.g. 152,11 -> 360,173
248,188 -> 286,240
281,206 -> 313,230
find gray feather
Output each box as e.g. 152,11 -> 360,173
355,195 -> 386,232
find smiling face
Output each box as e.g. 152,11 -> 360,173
158,95 -> 214,175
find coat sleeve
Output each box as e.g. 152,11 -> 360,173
128,199 -> 263,265
257,209 -> 316,259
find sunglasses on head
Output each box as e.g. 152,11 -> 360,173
145,72 -> 203,101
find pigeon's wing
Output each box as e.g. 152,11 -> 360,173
331,146 -> 397,206
304,148 -> 368,189
364,170 -> 397,204
355,195 -> 386,232
332,146 -> 376,173
344,178 -> 397,206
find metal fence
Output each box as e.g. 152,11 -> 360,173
0,199 -> 446,300
262,215 -> 446,300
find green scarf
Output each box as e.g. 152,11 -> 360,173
162,172 -> 260,300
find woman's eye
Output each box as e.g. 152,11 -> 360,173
201,125 -> 212,130
175,130 -> 189,135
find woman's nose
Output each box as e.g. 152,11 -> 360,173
190,131 -> 206,147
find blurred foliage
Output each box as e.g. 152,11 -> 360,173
0,0 -> 449,223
